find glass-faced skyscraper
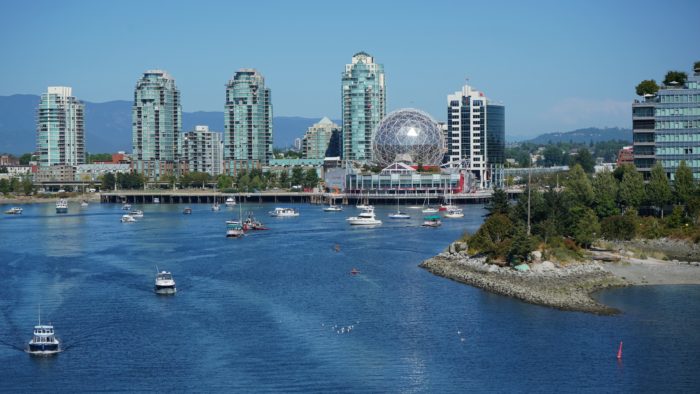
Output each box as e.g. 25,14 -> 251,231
224,69 -> 272,174
341,52 -> 385,163
37,86 -> 85,167
445,83 -> 505,188
132,69 -> 181,178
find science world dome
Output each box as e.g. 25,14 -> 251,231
372,108 -> 445,167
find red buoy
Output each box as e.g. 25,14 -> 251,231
617,341 -> 623,359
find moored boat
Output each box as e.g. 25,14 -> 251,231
121,214 -> 136,223
226,221 -> 245,238
80,200 -> 89,208
4,207 -> 23,215
128,210 -> 144,218
347,207 -> 382,225
422,215 -> 442,227
212,202 -> 220,211
444,208 -> 464,218
268,207 -> 299,217
153,197 -> 160,204
183,207 -> 192,215
154,270 -> 176,294
225,197 -> 236,207
323,204 -> 343,212
122,203 -> 132,210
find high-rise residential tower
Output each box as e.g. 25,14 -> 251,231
37,86 -> 85,167
302,117 -> 341,159
445,83 -> 505,188
633,64 -> 700,181
132,69 -> 181,178
341,52 -> 385,164
180,125 -> 224,177
224,69 -> 272,175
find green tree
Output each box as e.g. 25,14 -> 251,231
303,168 -> 320,189
570,206 -> 600,247
674,160 -> 695,205
279,172 -> 289,189
19,153 -> 32,165
600,215 -> 636,240
618,167 -> 645,212
592,169 -> 619,217
635,79 -> 659,96
470,213 -> 513,259
663,70 -> 688,86
508,225 -> 534,264
542,146 -> 566,167
646,163 -> 672,217
569,148 -> 595,173
21,178 -> 33,195
101,173 -> 116,190
486,188 -> 510,216
291,167 -> 305,187
564,164 -> 594,207
0,179 -> 9,194
216,174 -> 234,190
87,153 -> 113,163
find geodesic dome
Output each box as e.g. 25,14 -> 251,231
372,108 -> 445,167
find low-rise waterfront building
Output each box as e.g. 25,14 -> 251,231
76,163 -> 131,182
35,164 -> 76,183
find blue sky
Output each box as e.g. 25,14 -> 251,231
1,0 -> 698,138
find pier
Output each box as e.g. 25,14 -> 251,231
100,189 -> 523,204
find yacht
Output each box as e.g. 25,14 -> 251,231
154,271 -> 176,294
183,207 -> 192,215
27,322 -> 61,356
244,212 -> 269,230
347,207 -> 382,226
4,207 -> 23,215
128,209 -> 144,218
153,197 -> 160,204
225,197 -> 236,207
444,208 -> 464,218
323,204 -> 343,212
422,215 -> 442,227
226,221 -> 245,238
212,202 -> 221,211
121,214 -> 136,223
268,207 -> 299,217
56,199 -> 68,214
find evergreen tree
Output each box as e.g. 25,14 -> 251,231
569,148 -> 595,173
674,160 -> 695,205
485,187 -> 510,216
592,169 -> 619,217
563,164 -> 594,207
647,163 -> 672,217
618,168 -> 645,212
508,225 -> 534,265
570,206 -> 600,247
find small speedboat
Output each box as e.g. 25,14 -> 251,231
183,207 -> 192,215
269,207 -> 299,217
154,270 -> 176,294
323,205 -> 343,212
226,221 -> 245,238
122,203 -> 132,211
128,210 -> 144,218
4,207 -> 23,215
80,200 -> 89,208
153,197 -> 160,204
121,214 -> 136,223
27,323 -> 61,356
244,213 -> 269,230
225,197 -> 236,207
350,268 -> 360,275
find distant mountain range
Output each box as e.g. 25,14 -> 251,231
525,127 -> 632,144
0,94 -> 337,154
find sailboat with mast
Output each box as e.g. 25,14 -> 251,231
388,196 -> 410,219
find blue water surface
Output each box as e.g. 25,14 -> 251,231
1,202 -> 699,392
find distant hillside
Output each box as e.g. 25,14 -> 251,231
526,127 -> 632,144
0,94 -> 334,154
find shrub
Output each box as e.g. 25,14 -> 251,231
636,216 -> 667,239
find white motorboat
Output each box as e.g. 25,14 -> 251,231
422,215 -> 442,227
121,214 -> 136,223
56,199 -> 68,214
268,207 -> 299,217
444,208 -> 464,218
128,210 -> 144,218
422,207 -> 439,214
347,207 -> 382,225
183,207 -> 192,215
4,207 -> 23,215
212,202 -> 221,211
26,308 -> 61,356
153,197 -> 160,204
122,203 -> 132,211
154,270 -> 176,294
226,221 -> 245,238
80,200 -> 89,208
225,197 -> 236,207
323,204 -> 343,212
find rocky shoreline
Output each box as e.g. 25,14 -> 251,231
419,244 -> 628,315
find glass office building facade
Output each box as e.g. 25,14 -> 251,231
224,69 -> 272,174
342,52 -> 385,163
37,86 -> 85,167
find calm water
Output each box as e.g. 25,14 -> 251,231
1,202 -> 699,392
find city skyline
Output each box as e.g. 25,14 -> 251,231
1,0 -> 699,138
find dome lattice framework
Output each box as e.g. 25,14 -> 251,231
372,108 -> 445,167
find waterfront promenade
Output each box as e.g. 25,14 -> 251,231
100,188 -> 523,204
